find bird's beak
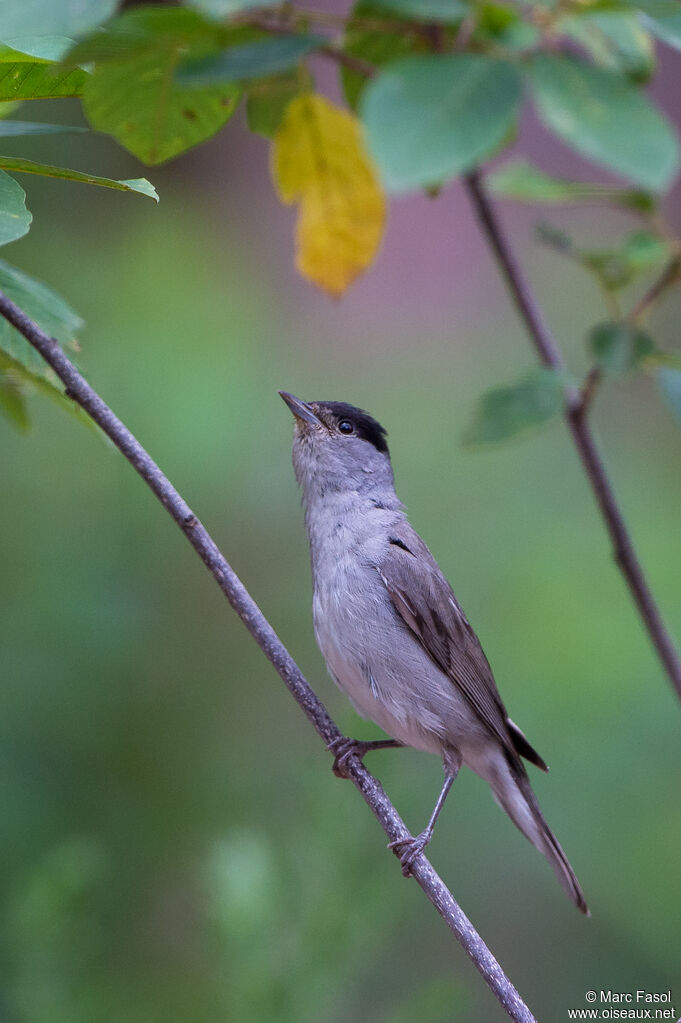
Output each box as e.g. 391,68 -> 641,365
279,391 -> 322,427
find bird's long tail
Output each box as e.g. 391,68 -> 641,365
489,750 -> 589,915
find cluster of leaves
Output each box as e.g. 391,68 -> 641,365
0,0 -> 680,436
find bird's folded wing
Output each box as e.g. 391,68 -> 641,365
377,534 -> 515,754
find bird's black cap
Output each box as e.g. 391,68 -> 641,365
316,401 -> 389,454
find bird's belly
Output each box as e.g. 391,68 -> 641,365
312,563 -> 481,755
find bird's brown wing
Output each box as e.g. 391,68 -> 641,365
377,530 -> 537,763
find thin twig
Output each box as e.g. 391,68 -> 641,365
628,253 -> 681,325
465,169 -> 681,703
0,290 -> 537,1023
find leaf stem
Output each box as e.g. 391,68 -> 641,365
465,169 -> 681,704
628,253 -> 681,325
0,289 -> 538,1023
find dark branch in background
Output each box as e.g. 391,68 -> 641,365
0,290 -> 537,1023
465,170 -> 681,702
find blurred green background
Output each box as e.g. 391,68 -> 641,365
2,78 -> 681,1023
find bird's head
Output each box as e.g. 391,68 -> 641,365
279,391 -> 394,500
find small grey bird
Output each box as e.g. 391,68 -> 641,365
280,391 -> 588,914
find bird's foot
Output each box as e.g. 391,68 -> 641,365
388,831 -> 432,877
327,736 -> 373,778
327,736 -> 402,778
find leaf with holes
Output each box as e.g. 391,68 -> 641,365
83,48 -> 239,165
272,93 -> 386,296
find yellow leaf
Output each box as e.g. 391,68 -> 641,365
271,93 -> 386,297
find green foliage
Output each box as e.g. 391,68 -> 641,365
0,169 -> 31,245
657,366 -> 681,421
0,61 -> 87,100
529,53 -> 679,191
0,260 -> 84,428
369,0 -> 468,18
472,3 -> 539,50
0,120 -> 86,136
361,54 -> 522,192
177,35 -> 324,86
188,0 -> 280,15
0,0 -> 118,41
0,156 -> 158,199
639,4 -> 681,51
77,8 -> 243,164
588,321 -> 656,373
246,68 -> 312,138
0,37 -> 75,61
537,224 -> 669,294
342,0 -> 427,110
488,159 -> 655,210
464,368 -> 567,445
0,0 -> 678,418
558,11 -> 655,82
0,259 -> 81,374
83,49 -> 239,165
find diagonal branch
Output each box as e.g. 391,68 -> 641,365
0,289 -> 537,1023
464,170 -> 681,703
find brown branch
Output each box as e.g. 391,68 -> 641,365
0,289 -> 538,1023
628,253 -> 681,325
465,169 -> 681,703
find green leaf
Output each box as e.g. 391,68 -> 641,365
529,54 -> 680,192
187,0 -> 279,15
588,321 -> 656,373
657,367 -> 681,421
0,61 -> 87,100
0,120 -> 86,136
176,35 -> 324,86
473,3 -> 540,50
464,369 -> 566,445
559,11 -> 654,82
0,259 -> 82,382
488,158 -> 655,210
0,0 -> 118,40
0,347 -> 92,431
83,48 -> 239,165
361,54 -> 522,192
0,363 -> 29,430
638,4 -> 681,51
65,7 -> 247,64
0,156 -> 158,200
246,68 -> 312,139
0,168 -> 31,244
342,0 -> 428,111
0,36 -> 74,61
537,223 -> 668,291
369,0 -> 468,20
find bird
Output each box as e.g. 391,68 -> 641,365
280,391 -> 589,914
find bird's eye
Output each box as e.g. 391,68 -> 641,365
338,420 -> 354,435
